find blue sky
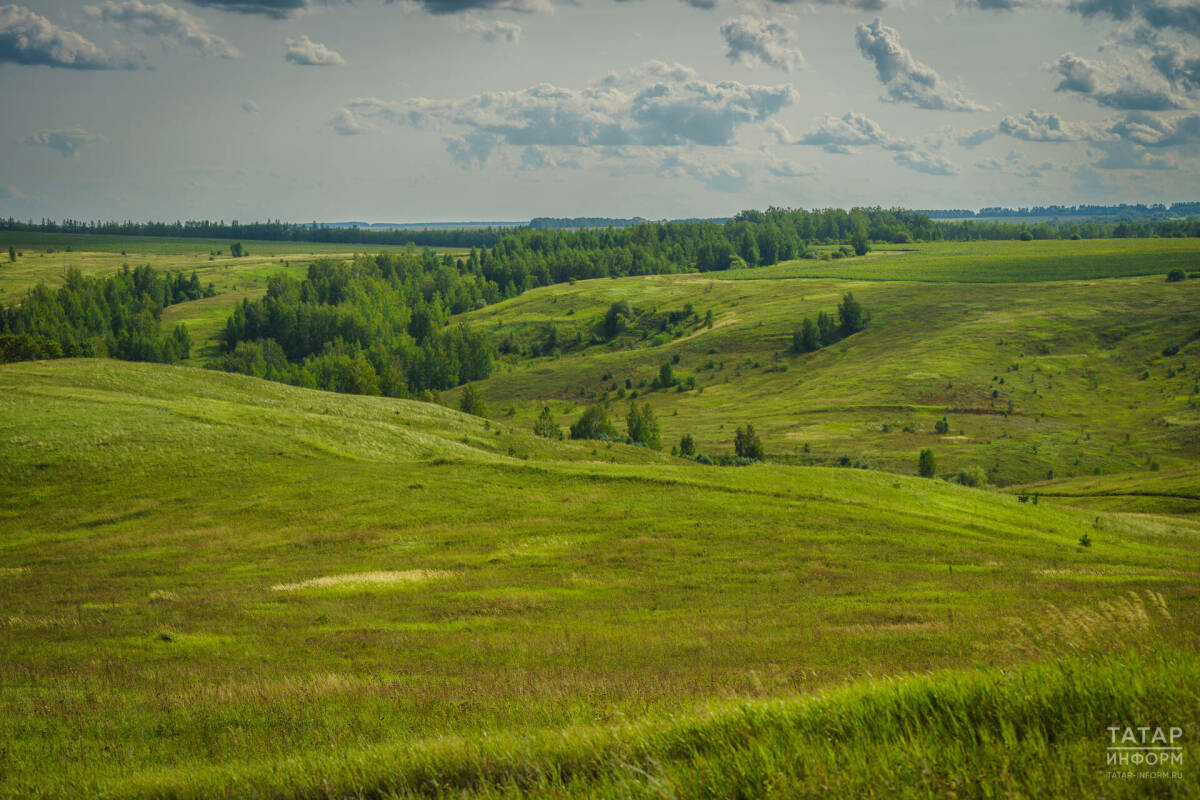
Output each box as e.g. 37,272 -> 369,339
2,0 -> 1199,221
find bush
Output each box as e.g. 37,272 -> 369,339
1163,344 -> 1180,357
533,406 -> 562,440
569,404 -> 617,440
934,417 -> 950,435
953,465 -> 988,488
1018,231 -> 1033,241
1166,269 -> 1186,282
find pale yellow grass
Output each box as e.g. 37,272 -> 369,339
270,569 -> 454,593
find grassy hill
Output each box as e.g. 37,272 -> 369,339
455,266 -> 1200,486
1,359 -> 1198,797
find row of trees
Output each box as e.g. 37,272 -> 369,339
210,253 -> 494,396
0,218 -> 504,249
4,206 -> 1198,264
0,265 -> 208,364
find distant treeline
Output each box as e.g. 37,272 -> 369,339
490,208 -> 925,276
213,251 -> 493,397
5,206 -> 1200,258
920,202 -> 1200,221
936,218 -> 1200,240
0,266 -> 208,364
529,216 -> 727,229
0,218 -> 505,249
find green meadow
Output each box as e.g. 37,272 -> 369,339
1,233 -> 1199,797
457,262 -> 1200,487
732,237 -> 1200,282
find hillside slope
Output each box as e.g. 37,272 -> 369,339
1,360 -> 1198,796
455,270 -> 1200,486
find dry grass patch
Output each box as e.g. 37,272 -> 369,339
270,569 -> 455,593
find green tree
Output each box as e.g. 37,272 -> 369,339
569,404 -> 617,440
7,245 -> 14,262
658,362 -> 676,388
734,424 -> 764,460
851,221 -> 870,256
602,301 -> 632,339
230,242 -> 244,258
533,406 -> 563,440
837,292 -> 870,338
934,417 -> 950,434
626,401 -> 661,450
918,448 -> 936,478
459,383 -> 486,417
704,309 -> 714,329
1167,269 -> 1186,282
678,433 -> 695,457
793,318 -> 820,353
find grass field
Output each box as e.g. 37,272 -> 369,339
2,233 -> 1199,797
733,238 -> 1200,282
456,268 -> 1200,486
1,359 -> 1197,797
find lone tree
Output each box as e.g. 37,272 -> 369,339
934,417 -> 950,434
569,404 -> 617,441
7,245 -> 14,262
678,433 -> 695,457
230,242 -> 245,258
657,362 -> 677,389
918,448 -> 936,478
602,300 -> 632,339
626,401 -> 661,450
459,383 -> 486,417
1167,269 -> 1186,282
533,406 -> 563,440
734,424 -> 765,461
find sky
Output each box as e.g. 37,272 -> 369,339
1,0 -> 1199,222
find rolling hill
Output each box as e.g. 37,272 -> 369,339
0,359 -> 1198,797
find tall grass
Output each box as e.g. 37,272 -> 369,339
103,642 -> 1199,799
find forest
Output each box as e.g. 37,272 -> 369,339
212,251 -> 493,396
0,265 -> 209,364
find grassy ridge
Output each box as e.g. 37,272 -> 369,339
2,360 -> 1198,796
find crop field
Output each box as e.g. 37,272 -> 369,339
1,232 -> 1199,798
